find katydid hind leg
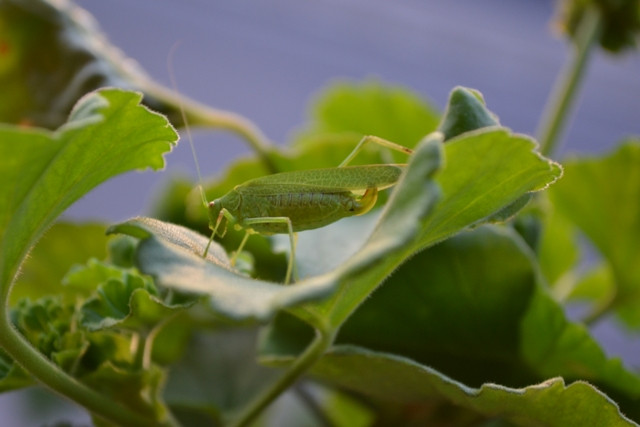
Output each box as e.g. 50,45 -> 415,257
244,216 -> 298,285
339,135 -> 414,167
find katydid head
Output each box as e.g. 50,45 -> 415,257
207,191 -> 240,238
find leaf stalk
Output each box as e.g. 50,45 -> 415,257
229,328 -> 336,427
537,6 -> 602,157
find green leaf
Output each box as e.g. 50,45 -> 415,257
294,79 -> 440,149
538,202 -> 580,296
0,0 -> 156,128
267,225 -> 640,422
164,328 -> 277,423
81,361 -> 169,421
288,128 -> 560,330
417,127 -> 562,250
8,297 -> 89,379
10,222 -> 108,305
80,268 -> 195,333
335,226 -> 538,387
437,86 -> 500,140
108,217 -> 338,323
548,140 -> 640,326
63,258 -> 133,298
0,88 -> 178,301
310,346 -> 635,427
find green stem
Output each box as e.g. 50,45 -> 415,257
141,80 -> 278,174
536,6 -> 602,157
0,308 -> 165,427
229,328 -> 335,427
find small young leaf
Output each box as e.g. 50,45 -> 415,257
80,270 -> 195,333
81,361 -> 170,421
437,86 -> 500,140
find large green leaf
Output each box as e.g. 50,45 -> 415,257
336,226 -> 538,387
0,88 -> 178,300
549,141 -> 640,326
264,225 -> 640,423
108,217 -> 338,323
336,226 -> 640,406
311,346 -> 635,426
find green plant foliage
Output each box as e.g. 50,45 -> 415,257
1,1 -> 638,423
0,88 -> 178,300
163,329 -> 278,425
311,346 -> 635,426
109,217 -> 339,323
549,141 -> 640,326
77,262 -> 196,333
82,361 -> 169,421
294,79 -> 440,151
264,226 -> 640,424
9,222 -> 108,305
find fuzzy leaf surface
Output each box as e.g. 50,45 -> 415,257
108,217 -> 338,323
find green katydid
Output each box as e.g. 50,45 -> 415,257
202,135 -> 414,284
168,48 -> 413,284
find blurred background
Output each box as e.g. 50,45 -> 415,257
3,0 -> 640,424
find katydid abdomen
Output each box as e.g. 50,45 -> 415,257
232,188 -> 379,233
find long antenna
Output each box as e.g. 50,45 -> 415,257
167,42 -> 208,209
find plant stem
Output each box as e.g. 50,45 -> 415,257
229,329 -> 335,427
0,309 -> 166,427
536,6 -> 602,157
141,79 -> 278,174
